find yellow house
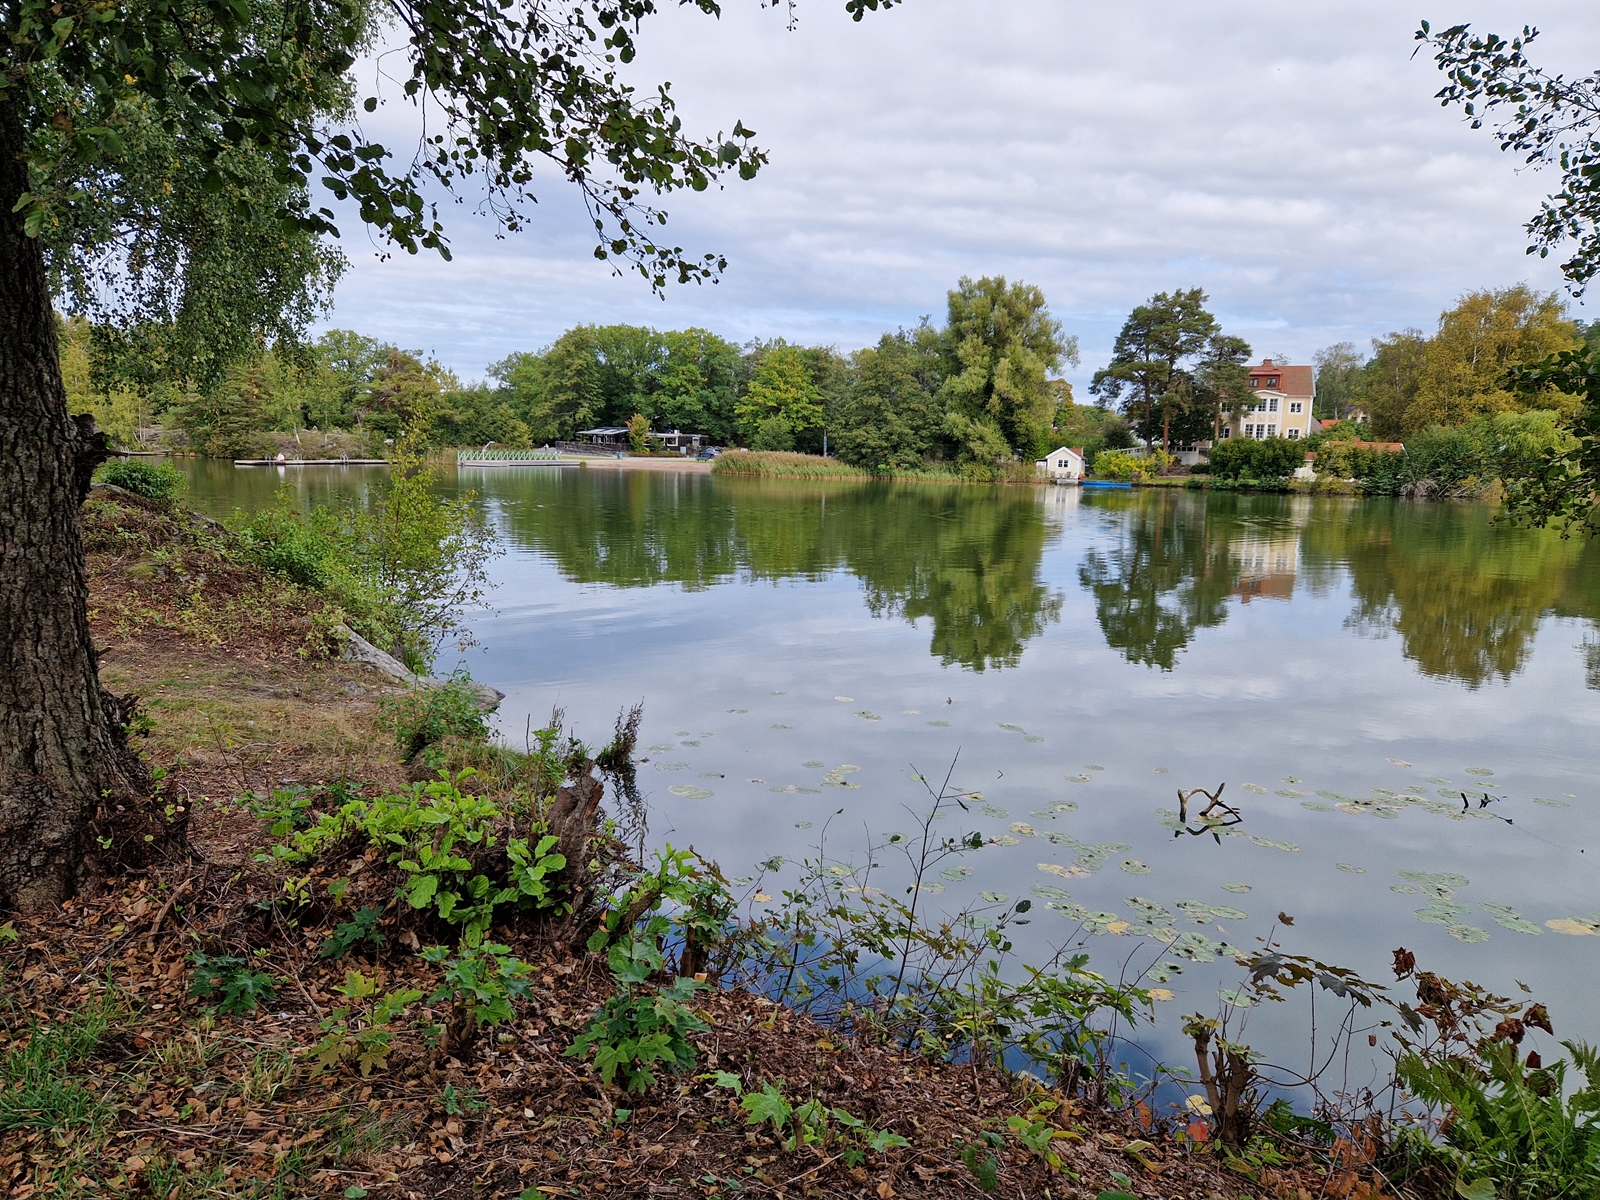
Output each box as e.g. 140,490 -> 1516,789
1218,359 -> 1315,442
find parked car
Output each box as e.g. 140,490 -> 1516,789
695,447 -> 721,461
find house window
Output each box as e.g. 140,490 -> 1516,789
1287,428 -> 1300,440
1267,424 -> 1278,437
1289,401 -> 1303,414
1268,398 -> 1279,413
1244,424 -> 1255,439
1219,427 -> 1231,439
1269,378 -> 1279,388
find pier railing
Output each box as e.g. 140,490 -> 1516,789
456,448 -> 567,464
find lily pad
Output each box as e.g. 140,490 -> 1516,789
1532,797 -> 1571,808
1277,789 -> 1310,798
1465,767 -> 1495,776
1446,925 -> 1490,943
1387,758 -> 1413,767
941,866 -> 973,881
794,821 -> 811,829
1249,837 -> 1301,852
1119,859 -> 1151,875
979,804 -> 1009,819
646,744 -> 676,752
1153,767 -> 1169,774
680,740 -> 701,747
1085,765 -> 1106,772
1391,884 -> 1419,894
726,708 -> 748,714
1301,801 -> 1336,812
654,762 -> 687,771
1024,735 -> 1046,743
1008,822 -> 1037,837
1066,774 -> 1092,783
668,785 -> 714,799
1031,884 -> 1073,900
1220,882 -> 1252,894
795,786 -> 822,794
1050,800 -> 1079,813
855,711 -> 881,721
980,891 -> 1009,904
1218,989 -> 1254,1008
1336,863 -> 1366,873
997,723 -> 1026,732
834,696 -> 853,702
927,720 -> 951,728
990,835 -> 1020,847
699,773 -> 725,779
770,724 -> 792,730
802,760 -> 826,769
1547,917 -> 1600,936
1242,783 -> 1269,794
1147,961 -> 1182,982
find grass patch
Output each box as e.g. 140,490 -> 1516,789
711,450 -> 872,478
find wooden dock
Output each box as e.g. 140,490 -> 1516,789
233,458 -> 390,466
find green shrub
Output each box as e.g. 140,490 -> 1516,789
1089,449 -> 1152,482
707,1073 -> 910,1162
423,942 -> 535,1057
307,971 -> 424,1077
187,952 -> 278,1015
93,460 -> 186,506
274,769 -> 567,947
567,918 -> 708,1092
1206,437 -> 1305,481
1395,1040 -> 1600,1199
378,675 -> 491,763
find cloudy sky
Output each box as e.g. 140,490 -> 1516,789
322,1 -> 1600,391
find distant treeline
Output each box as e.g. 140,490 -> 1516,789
62,276 -> 1137,479
62,279 -> 1595,480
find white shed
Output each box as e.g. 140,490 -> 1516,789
1036,446 -> 1085,482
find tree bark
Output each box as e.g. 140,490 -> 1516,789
0,93 -> 144,911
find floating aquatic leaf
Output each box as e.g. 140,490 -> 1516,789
1153,768 -> 1169,774
1025,735 -> 1046,743
1211,906 -> 1248,921
1050,800 -> 1079,813
770,724 -> 792,730
1044,832 -> 1081,848
1415,907 -> 1467,925
1221,882 -> 1252,894
991,835 -> 1020,847
680,740 -> 701,747
1085,765 -> 1106,772
908,773 -> 929,782
915,882 -> 945,894
1171,932 -> 1226,962
1280,776 -> 1302,784
1099,842 -> 1133,852
1397,870 -> 1470,888
647,743 -> 676,752
1038,862 -> 1079,879
794,821 -> 812,829
1081,911 -> 1123,935
1316,791 -> 1350,802
927,720 -> 951,728
1387,758 -> 1413,767
699,773 -> 725,779
827,865 -> 853,878
1218,989 -> 1254,1008
654,762 -> 687,771
1392,884 -> 1419,894
1425,777 -> 1450,784
1465,767 -> 1494,776
980,892 -> 1009,904
1029,809 -> 1061,819
1532,797 -> 1571,808
1149,988 -> 1177,1001
668,786 -> 715,799
1547,917 -> 1600,936
855,711 -> 881,721
1402,785 -> 1430,796
1480,905 -> 1542,935
727,708 -> 748,714
1446,925 -> 1489,943
838,765 -> 860,773
1249,837 -> 1301,852
1032,884 -> 1073,901
1301,801 -> 1336,812
770,785 -> 796,793
941,866 -> 973,881
1009,822 -> 1037,837
796,787 -> 822,794
1120,859 -> 1151,875
1147,961 -> 1182,982
1242,783 -> 1269,794
1125,897 -> 1175,926
1066,774 -> 1092,783
997,723 -> 1026,732
1335,863 -> 1366,873
1277,789 -> 1310,798
802,760 -> 826,769
834,696 -> 853,702
980,804 -> 1009,819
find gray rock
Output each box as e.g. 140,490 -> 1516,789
336,626 -> 503,712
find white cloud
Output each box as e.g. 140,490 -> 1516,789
321,0 -> 1600,386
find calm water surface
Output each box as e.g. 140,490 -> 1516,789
179,461 -> 1600,1071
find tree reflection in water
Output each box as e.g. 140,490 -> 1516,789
495,471 -> 1063,672
490,471 -> 1600,687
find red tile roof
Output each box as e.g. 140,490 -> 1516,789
1248,360 -> 1313,397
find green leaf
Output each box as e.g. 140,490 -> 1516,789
1456,1181 -> 1497,1200
740,1085 -> 792,1131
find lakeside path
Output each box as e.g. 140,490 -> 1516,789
568,454 -> 713,473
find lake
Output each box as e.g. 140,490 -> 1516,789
177,459 -> 1600,1078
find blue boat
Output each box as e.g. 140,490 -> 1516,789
1081,480 -> 1133,489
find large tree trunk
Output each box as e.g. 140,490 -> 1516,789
0,95 -> 144,911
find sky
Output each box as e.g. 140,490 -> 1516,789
320,1 -> 1600,392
